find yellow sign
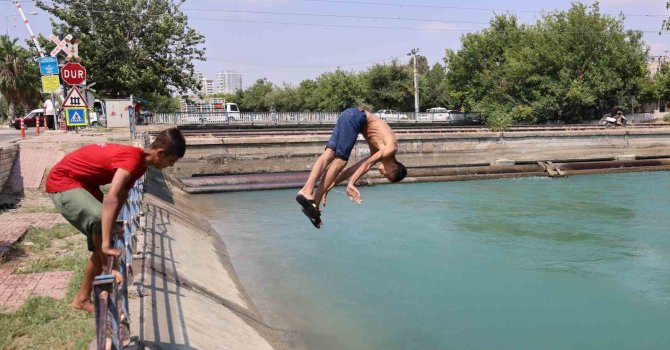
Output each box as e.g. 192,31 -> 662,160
41,75 -> 60,93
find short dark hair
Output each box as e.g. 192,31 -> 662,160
150,128 -> 186,158
390,161 -> 407,183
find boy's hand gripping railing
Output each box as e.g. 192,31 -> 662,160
92,176 -> 145,349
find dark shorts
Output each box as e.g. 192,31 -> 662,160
51,188 -> 102,252
326,107 -> 367,161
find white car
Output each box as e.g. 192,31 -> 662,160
421,107 -> 466,123
375,109 -> 408,121
421,107 -> 449,121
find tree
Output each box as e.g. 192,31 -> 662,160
445,2 -> 649,129
310,69 -> 365,111
296,79 -> 318,111
0,97 -> 8,123
35,0 -> 206,98
650,63 -> 670,107
360,59 -> 413,111
264,83 -> 301,111
420,62 -> 448,110
144,93 -> 180,113
240,78 -> 274,111
0,35 -> 42,119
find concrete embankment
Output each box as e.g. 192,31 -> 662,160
163,126 -> 670,192
129,168 -> 287,349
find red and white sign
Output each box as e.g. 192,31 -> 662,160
61,62 -> 86,85
62,86 -> 88,108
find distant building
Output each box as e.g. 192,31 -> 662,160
190,71 -> 206,95
203,79 -> 214,95
216,71 -> 243,94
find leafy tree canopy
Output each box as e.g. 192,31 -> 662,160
35,0 -> 206,98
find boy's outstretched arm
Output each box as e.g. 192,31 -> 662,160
319,156 -> 369,205
101,168 -> 132,258
344,150 -> 382,204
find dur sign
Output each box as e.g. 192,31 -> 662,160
61,62 -> 87,85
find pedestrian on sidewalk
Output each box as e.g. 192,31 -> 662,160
43,98 -> 58,130
45,127 -> 186,313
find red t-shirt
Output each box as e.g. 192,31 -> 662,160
46,143 -> 147,202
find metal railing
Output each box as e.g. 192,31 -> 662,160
92,176 -> 144,349
151,111 -> 482,126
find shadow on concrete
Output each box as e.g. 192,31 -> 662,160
137,202 -> 191,349
145,167 -> 174,205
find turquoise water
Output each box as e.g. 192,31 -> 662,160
203,172 -> 670,349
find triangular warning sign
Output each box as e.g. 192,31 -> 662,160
62,86 -> 89,108
71,110 -> 84,122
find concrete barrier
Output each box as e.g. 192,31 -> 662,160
0,144 -> 18,191
164,127 -> 670,192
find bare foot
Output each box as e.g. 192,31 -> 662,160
296,189 -> 313,201
71,299 -> 95,314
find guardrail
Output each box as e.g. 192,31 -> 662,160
92,176 -> 144,349
151,111 -> 482,126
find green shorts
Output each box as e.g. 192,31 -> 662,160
51,188 -> 102,252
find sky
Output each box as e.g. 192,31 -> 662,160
2,0 -> 669,88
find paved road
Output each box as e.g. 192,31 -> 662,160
0,127 -> 38,144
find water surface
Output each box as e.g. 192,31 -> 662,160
203,172 -> 670,349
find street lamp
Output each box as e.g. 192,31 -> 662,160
4,11 -> 37,36
4,14 -> 15,36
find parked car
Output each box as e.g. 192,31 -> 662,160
420,107 -> 468,123
376,109 -> 408,121
446,110 -> 466,123
421,107 -> 449,121
11,109 -> 45,129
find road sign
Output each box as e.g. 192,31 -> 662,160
61,62 -> 86,85
41,75 -> 60,93
38,57 -> 59,75
62,86 -> 88,108
50,34 -> 72,57
65,107 -> 88,126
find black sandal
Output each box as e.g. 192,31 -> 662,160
296,194 -> 322,229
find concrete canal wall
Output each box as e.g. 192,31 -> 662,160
162,127 -> 670,192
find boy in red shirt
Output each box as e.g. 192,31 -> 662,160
46,128 -> 186,313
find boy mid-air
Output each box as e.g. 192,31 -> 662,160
296,107 -> 407,228
46,128 -> 186,312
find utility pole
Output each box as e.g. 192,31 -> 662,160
652,54 -> 667,113
408,48 -> 420,114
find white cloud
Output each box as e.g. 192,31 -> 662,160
417,22 -> 460,32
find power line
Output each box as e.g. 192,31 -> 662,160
27,2 -> 670,35
181,8 -> 490,26
304,0 -> 668,18
207,58 -> 397,69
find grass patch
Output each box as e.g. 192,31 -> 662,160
16,254 -> 88,274
18,224 -> 79,253
664,114 -> 670,123
0,223 -> 94,348
14,223 -> 88,274
0,269 -> 95,349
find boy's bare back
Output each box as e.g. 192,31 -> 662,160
362,112 -> 398,156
